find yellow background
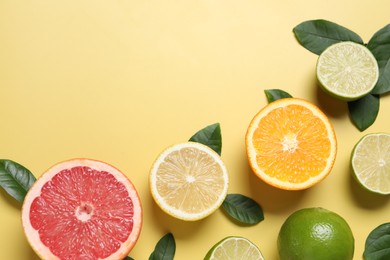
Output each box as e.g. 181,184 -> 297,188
1,1 -> 389,259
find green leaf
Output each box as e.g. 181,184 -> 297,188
222,194 -> 264,225
0,160 -> 36,203
149,233 -> 176,260
123,256 -> 134,260
293,19 -> 363,55
367,24 -> 390,95
364,223 -> 390,260
348,94 -> 380,131
189,123 -> 222,155
264,89 -> 292,103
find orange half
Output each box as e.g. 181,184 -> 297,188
245,98 -> 337,190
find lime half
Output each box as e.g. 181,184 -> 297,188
351,133 -> 390,195
205,236 -> 264,260
316,41 -> 379,101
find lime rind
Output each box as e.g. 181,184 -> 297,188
351,133 -> 390,195
277,207 -> 354,260
316,41 -> 379,101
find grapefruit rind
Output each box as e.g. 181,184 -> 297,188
149,142 -> 229,221
245,98 -> 337,190
21,158 -> 142,260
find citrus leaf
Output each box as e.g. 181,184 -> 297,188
149,233 -> 175,260
189,123 -> 222,155
293,19 -> 363,55
123,257 -> 134,260
348,94 -> 379,131
364,223 -> 390,260
264,89 -> 292,103
0,160 -> 36,203
367,24 -> 390,95
222,194 -> 264,225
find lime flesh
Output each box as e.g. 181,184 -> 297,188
351,133 -> 390,195
316,41 -> 379,101
205,236 -> 264,260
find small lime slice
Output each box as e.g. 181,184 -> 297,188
204,236 -> 264,260
351,133 -> 390,195
316,41 -> 379,101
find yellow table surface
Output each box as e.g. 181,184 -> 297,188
1,1 -> 389,259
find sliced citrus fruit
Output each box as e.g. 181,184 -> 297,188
21,158 -> 142,260
316,41 -> 379,101
351,133 -> 390,195
149,142 -> 229,221
245,98 -> 337,190
205,236 -> 264,260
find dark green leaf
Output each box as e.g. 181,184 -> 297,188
364,223 -> 390,260
222,194 -> 264,225
123,256 -> 134,260
367,24 -> 390,94
293,19 -> 363,55
0,160 -> 36,203
264,89 -> 292,103
149,233 -> 175,260
348,94 -> 380,131
189,123 -> 222,155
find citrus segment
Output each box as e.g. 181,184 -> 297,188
245,98 -> 337,190
149,142 -> 228,221
22,159 -> 142,260
351,133 -> 390,195
205,236 -> 264,260
278,207 -> 354,260
316,41 -> 379,101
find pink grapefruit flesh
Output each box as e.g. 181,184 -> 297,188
22,159 -> 142,260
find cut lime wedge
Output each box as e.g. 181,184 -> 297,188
351,133 -> 390,195
204,236 -> 264,260
316,41 -> 379,101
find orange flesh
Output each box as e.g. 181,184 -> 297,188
252,104 -> 331,184
29,166 -> 134,259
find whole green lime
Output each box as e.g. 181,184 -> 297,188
277,207 -> 354,260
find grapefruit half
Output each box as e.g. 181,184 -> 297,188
21,158 -> 142,260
